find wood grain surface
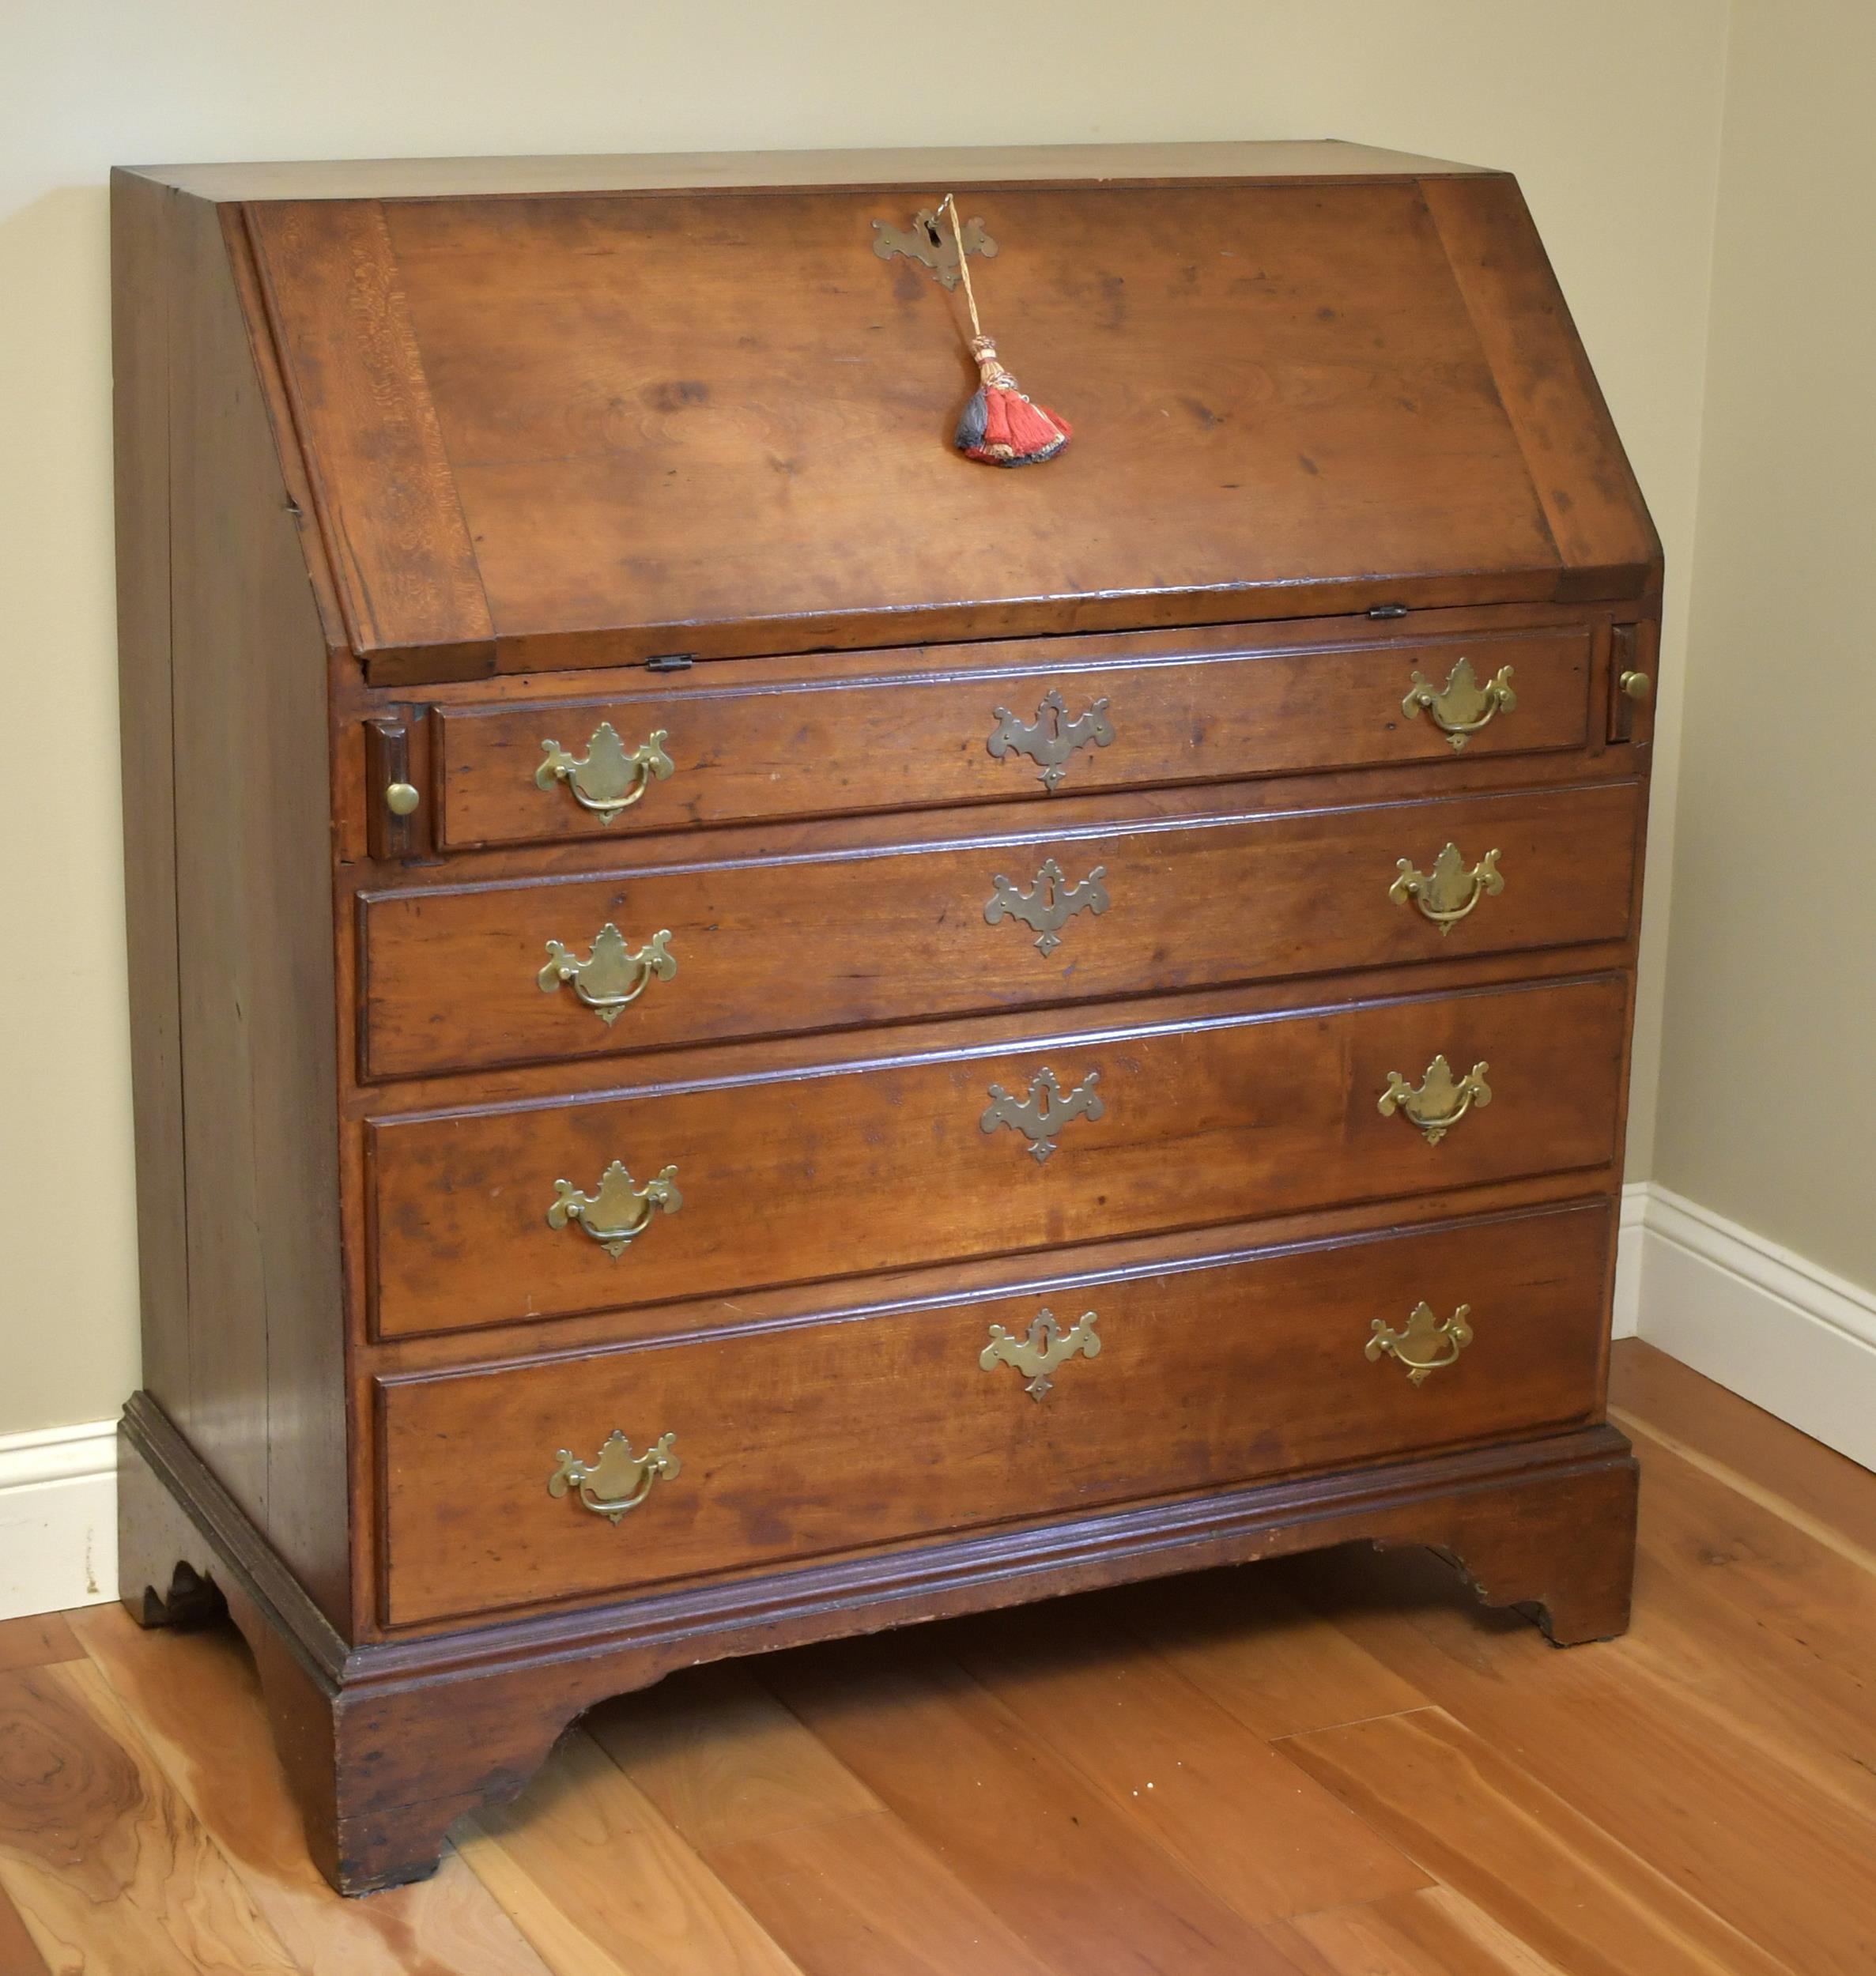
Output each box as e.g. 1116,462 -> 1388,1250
368,974 -> 1628,1338
428,624 -> 1593,852
360,779 -> 1640,1080
8,1344 -> 1858,1971
229,161 -> 1655,679
377,1201 -> 1610,1624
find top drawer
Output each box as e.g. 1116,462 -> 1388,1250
425,624 -> 1593,850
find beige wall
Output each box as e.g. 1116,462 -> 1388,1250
0,0 -> 1730,1436
1655,0 -> 1876,1282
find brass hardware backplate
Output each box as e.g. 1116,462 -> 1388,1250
988,690 -> 1116,791
539,923 -> 677,1024
1366,1302 -> 1474,1385
548,1430 -> 681,1523
547,1160 -> 682,1257
984,858 -> 1111,954
871,208 -> 998,288
1378,1054 -> 1492,1144
1388,842 -> 1504,934
980,1067 -> 1104,1163
1402,658 -> 1517,750
537,722 -> 674,822
980,1308 -> 1100,1400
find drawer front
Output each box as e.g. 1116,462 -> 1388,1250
377,1200 -> 1613,1627
361,779 -> 1640,1080
369,975 -> 1627,1339
429,626 -> 1591,850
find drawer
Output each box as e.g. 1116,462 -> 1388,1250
376,1199 -> 1613,1627
360,779 -> 1640,1080
368,974 -> 1627,1339
425,624 -> 1593,851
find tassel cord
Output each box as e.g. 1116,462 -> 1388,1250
939,193 -> 985,342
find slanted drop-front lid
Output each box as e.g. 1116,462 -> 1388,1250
239,146 -> 1658,684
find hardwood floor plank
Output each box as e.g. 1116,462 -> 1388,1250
69,1605 -> 553,1976
1277,1707 -> 1798,1976
1263,1885 -> 1569,1974
0,1614 -> 85,1675
762,1634 -> 1312,1976
1097,1566 -> 1429,1737
1614,1432 -> 1876,1823
1617,1408 -> 1876,1578
1611,1339 -> 1876,1557
703,1809 -> 1066,1976
0,1660 -> 300,1975
1274,1521 -> 1876,1976
589,1661 -> 1063,1976
0,1881 -> 53,1976
457,1725 -> 805,1976
584,1663 -> 878,1850
948,1602 -> 1430,1922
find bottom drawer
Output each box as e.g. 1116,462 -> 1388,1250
378,1200 -> 1612,1628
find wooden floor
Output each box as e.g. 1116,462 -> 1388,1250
3,1340 -> 1874,1976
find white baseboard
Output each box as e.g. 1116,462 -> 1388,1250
1627,1184 -> 1876,1473
0,1419 -> 119,1623
0,1190 -> 1865,1621
1612,1180 -> 1649,1339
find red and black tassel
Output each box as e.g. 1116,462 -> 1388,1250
954,334 -> 1072,466
940,194 -> 1071,468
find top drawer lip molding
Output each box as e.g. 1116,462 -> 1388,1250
425,624 -> 1595,854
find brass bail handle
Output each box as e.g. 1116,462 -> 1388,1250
546,1160 -> 682,1258
1378,1054 -> 1492,1145
1366,1303 -> 1474,1385
1388,843 -> 1504,934
548,1430 -> 681,1524
538,722 -> 674,821
539,924 -> 677,1024
1401,658 -> 1517,750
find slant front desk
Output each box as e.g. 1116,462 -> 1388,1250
111,140 -> 1659,1893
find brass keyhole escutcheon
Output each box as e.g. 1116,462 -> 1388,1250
987,691 -> 1116,791
1378,1055 -> 1492,1144
537,722 -> 674,822
1366,1303 -> 1474,1384
548,1431 -> 681,1523
980,1309 -> 1100,1401
1388,843 -> 1504,934
870,208 -> 998,288
539,924 -> 677,1024
984,858 -> 1111,954
980,1067 -> 1104,1163
1401,658 -> 1517,750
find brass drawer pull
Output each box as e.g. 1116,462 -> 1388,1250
981,1308 -> 1100,1401
539,923 -> 677,1024
985,858 -> 1110,954
1379,1054 -> 1492,1144
1367,1302 -> 1474,1384
1388,842 -> 1504,934
537,722 -> 674,821
988,690 -> 1115,791
549,1431 -> 681,1523
981,1066 -> 1104,1163
1402,658 -> 1517,750
547,1160 -> 681,1257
